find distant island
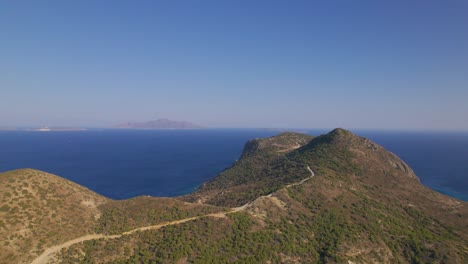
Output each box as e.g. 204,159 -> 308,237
115,118 -> 203,129
0,127 -> 87,131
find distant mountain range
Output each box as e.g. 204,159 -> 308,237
115,118 -> 203,129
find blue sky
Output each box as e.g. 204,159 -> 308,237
1,0 -> 467,130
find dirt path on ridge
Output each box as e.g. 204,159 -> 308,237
31,166 -> 315,264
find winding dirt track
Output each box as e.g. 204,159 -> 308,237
31,167 -> 315,264
31,215 -> 217,264
286,166 -> 314,188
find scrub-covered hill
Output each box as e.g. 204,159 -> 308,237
2,129 -> 467,263
0,170 -> 222,264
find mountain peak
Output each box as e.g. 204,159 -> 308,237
323,128 -> 358,142
189,128 -> 424,207
329,127 -> 353,136
295,128 -> 419,181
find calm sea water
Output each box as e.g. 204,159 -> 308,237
360,131 -> 468,201
0,129 -> 466,201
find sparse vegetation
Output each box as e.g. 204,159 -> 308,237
96,197 -> 224,235
0,169 -> 108,263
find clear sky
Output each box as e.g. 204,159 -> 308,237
1,0 -> 467,130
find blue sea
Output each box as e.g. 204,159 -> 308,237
0,129 -> 467,201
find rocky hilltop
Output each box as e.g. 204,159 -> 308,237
1,129 -> 467,263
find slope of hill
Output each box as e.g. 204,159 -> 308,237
115,118 -> 202,129
1,129 -> 467,263
0,169 -> 108,263
0,170 -> 222,264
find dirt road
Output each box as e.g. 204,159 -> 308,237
31,166 -> 315,264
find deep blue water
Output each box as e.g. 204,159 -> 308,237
359,131 -> 468,201
0,129 -> 467,201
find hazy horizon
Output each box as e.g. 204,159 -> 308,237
3,122 -> 468,133
1,1 -> 467,131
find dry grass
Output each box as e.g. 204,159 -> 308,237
0,169 -> 108,264
0,169 -> 224,264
